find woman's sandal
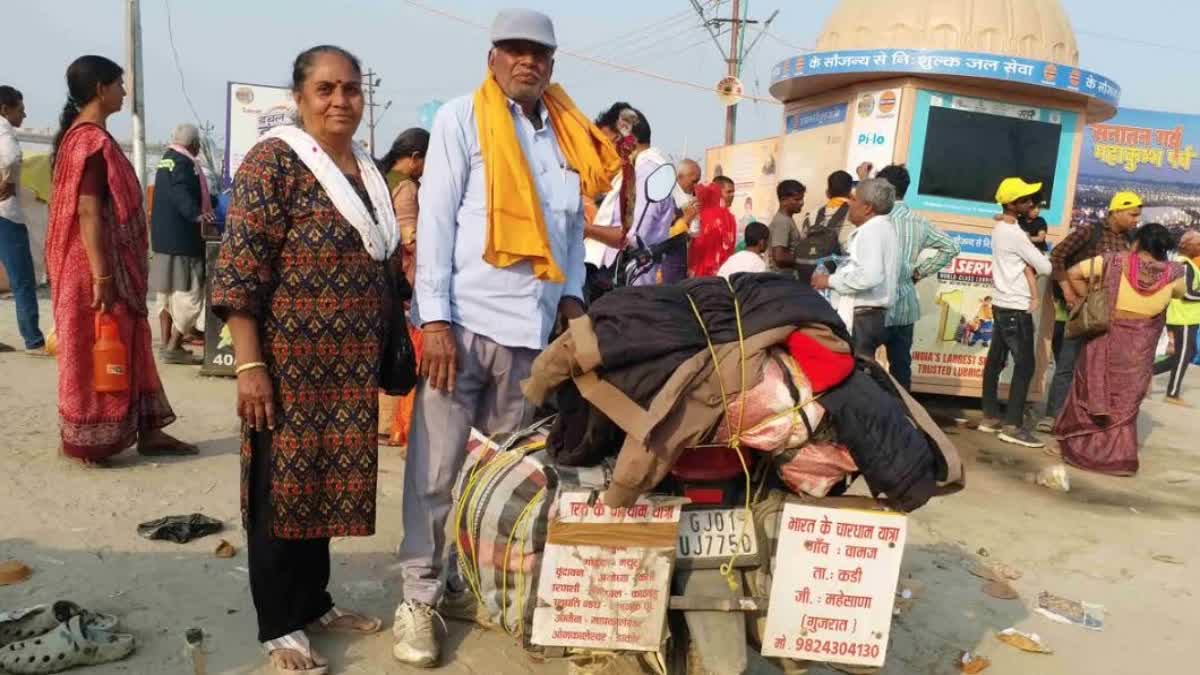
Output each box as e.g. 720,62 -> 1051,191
307,607 -> 383,635
263,631 -> 328,675
0,614 -> 134,674
0,602 -> 118,648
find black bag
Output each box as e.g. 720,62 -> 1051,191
379,264 -> 418,396
795,204 -> 849,282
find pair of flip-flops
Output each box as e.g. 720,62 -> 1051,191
0,602 -> 134,674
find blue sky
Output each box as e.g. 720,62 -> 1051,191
7,0 -> 1200,162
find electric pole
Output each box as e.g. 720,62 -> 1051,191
364,70 -> 392,156
692,0 -> 779,145
724,0 -> 741,146
125,0 -> 146,186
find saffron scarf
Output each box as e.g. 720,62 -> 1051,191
474,73 -> 619,282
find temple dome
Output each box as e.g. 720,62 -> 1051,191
815,0 -> 1079,65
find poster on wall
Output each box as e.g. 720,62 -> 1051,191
845,89 -> 902,175
705,137 -> 782,243
780,102 -> 849,210
223,82 -> 297,188
910,231 -> 1017,389
1073,108 -> 1200,237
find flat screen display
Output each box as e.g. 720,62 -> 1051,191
917,106 -> 1061,205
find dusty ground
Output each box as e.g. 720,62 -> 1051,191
1,294 -> 1197,674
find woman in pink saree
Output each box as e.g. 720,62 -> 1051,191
1054,224 -> 1190,476
46,55 -> 194,465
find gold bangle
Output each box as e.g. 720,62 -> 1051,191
235,361 -> 268,375
94,274 -> 114,282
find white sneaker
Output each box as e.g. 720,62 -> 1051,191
392,601 -> 439,668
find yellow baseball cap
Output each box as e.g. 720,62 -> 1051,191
1108,191 -> 1143,212
995,177 -> 1043,205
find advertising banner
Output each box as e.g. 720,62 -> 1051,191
222,82 -> 296,188
911,232 -> 1000,384
1073,107 -> 1200,236
779,102 -> 848,207
705,137 -> 782,243
845,88 -> 902,175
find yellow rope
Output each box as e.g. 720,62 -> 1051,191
454,436 -> 523,608
508,487 -> 544,637
453,435 -> 549,638
682,278 -> 755,591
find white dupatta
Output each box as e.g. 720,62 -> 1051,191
264,125 -> 399,261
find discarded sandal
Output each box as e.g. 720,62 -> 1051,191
0,602 -> 117,648
264,631 -> 328,675
0,614 -> 135,674
307,606 -> 382,635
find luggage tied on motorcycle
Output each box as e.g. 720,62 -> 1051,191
452,421 -> 614,644
569,279 -> 829,588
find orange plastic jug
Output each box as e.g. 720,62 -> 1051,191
93,312 -> 129,393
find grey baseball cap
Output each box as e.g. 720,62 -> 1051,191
491,8 -> 557,49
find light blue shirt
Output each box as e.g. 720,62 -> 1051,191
886,201 -> 960,327
412,94 -> 586,350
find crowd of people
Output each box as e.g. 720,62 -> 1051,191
1,6 -> 1198,675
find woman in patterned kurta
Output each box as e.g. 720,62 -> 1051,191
211,46 -> 395,675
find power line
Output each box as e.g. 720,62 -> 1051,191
581,0 -> 727,61
163,0 -> 219,177
762,28 -> 812,53
624,31 -> 725,64
615,20 -> 716,61
163,0 -> 202,124
1077,29 -> 1200,57
577,7 -> 700,58
398,0 -> 780,104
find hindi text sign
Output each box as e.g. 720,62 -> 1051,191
762,504 -> 907,667
531,491 -> 683,652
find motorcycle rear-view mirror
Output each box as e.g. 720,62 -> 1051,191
644,163 -> 677,203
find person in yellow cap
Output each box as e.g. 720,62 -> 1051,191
979,178 -> 1052,448
1038,190 -> 1139,431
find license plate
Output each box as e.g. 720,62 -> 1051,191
676,508 -> 758,559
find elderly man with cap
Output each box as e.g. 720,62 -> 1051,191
1039,190 -> 1138,430
150,122 -> 214,364
394,8 -> 617,667
979,178 -> 1052,448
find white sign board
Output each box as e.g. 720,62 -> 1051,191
762,504 -> 907,667
845,88 -> 902,175
223,82 -> 297,188
531,491 -> 683,653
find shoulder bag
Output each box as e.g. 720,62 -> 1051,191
379,263 -> 418,395
1065,252 -> 1110,340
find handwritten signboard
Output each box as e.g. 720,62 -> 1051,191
530,491 -> 683,653
761,504 -> 907,667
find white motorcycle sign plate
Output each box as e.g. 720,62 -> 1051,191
531,491 -> 684,652
676,507 -> 758,560
761,503 -> 907,667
